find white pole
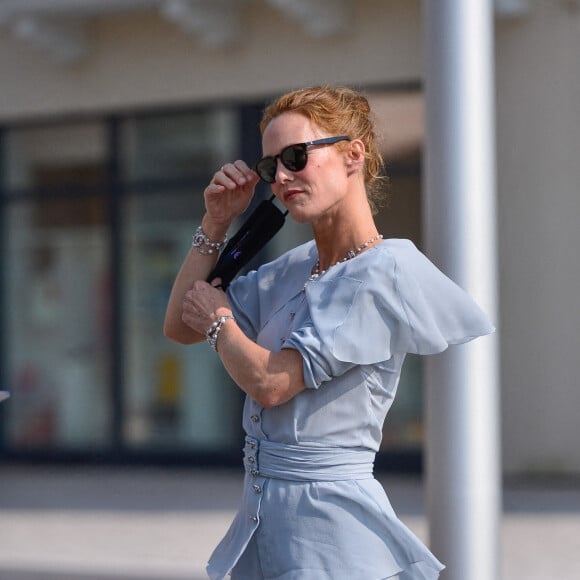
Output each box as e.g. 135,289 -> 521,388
422,1 -> 501,579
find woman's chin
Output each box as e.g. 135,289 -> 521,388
287,206 -> 312,224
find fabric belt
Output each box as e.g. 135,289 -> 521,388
243,436 -> 375,482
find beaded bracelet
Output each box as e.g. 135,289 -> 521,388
206,315 -> 235,352
192,226 -> 228,255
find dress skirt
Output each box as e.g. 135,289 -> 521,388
206,437 -> 444,580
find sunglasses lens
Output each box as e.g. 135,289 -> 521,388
255,144 -> 309,183
256,158 -> 277,183
280,144 -> 307,172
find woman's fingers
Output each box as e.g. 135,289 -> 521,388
204,160 -> 259,223
216,161 -> 257,190
219,163 -> 245,186
181,283 -> 230,334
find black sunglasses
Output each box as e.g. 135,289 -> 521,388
255,136 -> 351,183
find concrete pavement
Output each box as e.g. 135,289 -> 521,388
0,465 -> 579,579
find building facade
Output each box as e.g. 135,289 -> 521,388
0,0 -> 579,476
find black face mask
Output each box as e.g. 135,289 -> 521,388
207,197 -> 287,290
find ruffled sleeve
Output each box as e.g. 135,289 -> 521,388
286,239 -> 495,369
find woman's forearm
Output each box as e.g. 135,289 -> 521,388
216,319 -> 306,408
163,249 -> 217,344
164,161 -> 258,344
163,217 -> 229,344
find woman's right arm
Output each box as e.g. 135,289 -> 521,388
163,214 -> 229,344
163,161 -> 259,344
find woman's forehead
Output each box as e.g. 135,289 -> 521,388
262,113 -> 325,154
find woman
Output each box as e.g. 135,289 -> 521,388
164,86 -> 494,579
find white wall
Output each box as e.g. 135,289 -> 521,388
495,3 -> 580,475
0,0 -> 422,120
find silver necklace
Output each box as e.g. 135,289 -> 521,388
305,233 -> 383,286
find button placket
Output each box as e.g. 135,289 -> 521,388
243,436 -> 264,527
244,437 -> 259,475
245,396 -> 266,439
247,473 -> 266,525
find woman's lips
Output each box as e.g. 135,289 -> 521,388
283,189 -> 302,203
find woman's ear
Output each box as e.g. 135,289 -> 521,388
345,139 -> 365,172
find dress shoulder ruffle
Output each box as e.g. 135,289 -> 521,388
303,239 -> 495,365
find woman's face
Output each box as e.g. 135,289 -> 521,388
261,112 -> 352,224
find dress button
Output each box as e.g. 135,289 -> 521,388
250,415 -> 259,422
247,456 -> 255,463
250,515 -> 258,522
251,469 -> 259,477
252,484 -> 262,494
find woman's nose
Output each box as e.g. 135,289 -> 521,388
275,158 -> 292,183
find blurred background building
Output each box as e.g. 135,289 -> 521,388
0,0 -> 578,478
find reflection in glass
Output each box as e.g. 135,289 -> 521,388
122,109 -> 238,182
0,91 -> 426,460
5,122 -> 106,191
4,197 -> 111,448
122,190 -> 241,450
381,355 -> 424,451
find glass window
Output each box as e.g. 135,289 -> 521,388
381,355 -> 424,450
122,189 -> 242,451
120,107 -> 244,452
4,122 -> 107,191
0,90 -> 426,462
367,90 -> 424,168
121,109 -> 239,182
3,196 -> 111,449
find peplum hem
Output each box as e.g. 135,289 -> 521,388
206,438 -> 444,580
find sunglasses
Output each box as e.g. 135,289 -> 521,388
255,136 -> 351,183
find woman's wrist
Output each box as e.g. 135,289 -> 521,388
192,226 -> 227,255
206,314 -> 235,352
201,214 -> 231,243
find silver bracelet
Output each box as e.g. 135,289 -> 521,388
192,226 -> 228,255
206,315 -> 235,352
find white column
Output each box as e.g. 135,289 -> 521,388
422,1 -> 501,579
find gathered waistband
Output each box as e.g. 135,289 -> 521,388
243,436 -> 375,482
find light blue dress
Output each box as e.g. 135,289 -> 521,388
207,239 -> 495,580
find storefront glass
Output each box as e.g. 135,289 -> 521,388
121,109 -> 238,182
4,122 -> 106,191
120,108 -> 243,451
122,189 -> 242,450
0,90 -> 426,463
2,123 -> 110,450
4,198 -> 111,449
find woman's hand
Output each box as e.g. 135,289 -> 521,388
204,161 -> 260,231
181,280 -> 232,336
182,281 -> 306,408
164,161 -> 258,345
